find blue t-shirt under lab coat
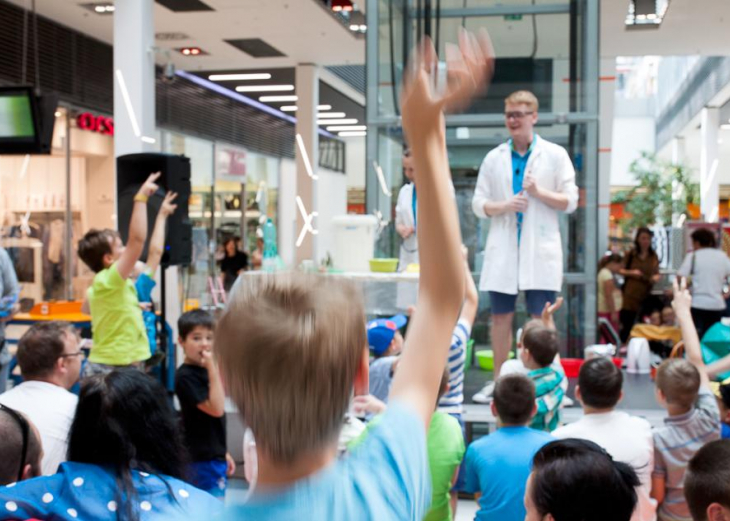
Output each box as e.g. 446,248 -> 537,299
223,400 -> 431,521
463,426 -> 553,521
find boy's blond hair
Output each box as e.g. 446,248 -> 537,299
656,358 -> 700,410
505,90 -> 539,112
215,273 -> 366,464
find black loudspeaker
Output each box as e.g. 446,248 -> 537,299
117,153 -> 192,267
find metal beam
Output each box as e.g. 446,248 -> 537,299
416,3 -> 570,17
368,112 -> 599,128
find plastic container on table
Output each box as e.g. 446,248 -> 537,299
475,349 -> 515,371
369,258 -> 399,273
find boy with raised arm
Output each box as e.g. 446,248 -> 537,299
651,279 -> 720,521
77,172 -> 163,374
216,30 -> 494,520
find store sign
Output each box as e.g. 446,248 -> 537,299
77,112 -> 114,136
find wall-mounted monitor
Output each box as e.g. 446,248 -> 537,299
0,86 -> 40,153
0,86 -> 57,155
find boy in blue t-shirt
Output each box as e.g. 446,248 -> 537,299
134,191 -> 177,356
463,374 -> 553,521
213,33 -> 495,520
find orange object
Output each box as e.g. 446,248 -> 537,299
14,301 -> 91,323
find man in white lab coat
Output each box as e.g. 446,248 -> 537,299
395,149 -> 418,271
471,90 -> 578,403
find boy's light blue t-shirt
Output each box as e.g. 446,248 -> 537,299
463,426 -> 554,521
224,401 -> 431,521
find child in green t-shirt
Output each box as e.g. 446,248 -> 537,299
78,172 -> 168,373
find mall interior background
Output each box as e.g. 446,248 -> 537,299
0,0 -> 729,356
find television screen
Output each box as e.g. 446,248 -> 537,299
0,86 -> 41,153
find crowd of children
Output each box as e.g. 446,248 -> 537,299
0,28 -> 729,521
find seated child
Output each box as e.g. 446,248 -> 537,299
651,280 -> 721,521
475,299 -> 568,404
174,309 -> 234,497
553,357 -> 655,521
214,31 -> 494,519
526,438 -> 640,521
77,172 -> 161,374
462,374 -> 553,520
520,326 -> 564,431
710,378 -> 730,439
685,440 -> 730,521
367,314 -> 406,403
438,249 -> 478,422
353,369 -> 465,521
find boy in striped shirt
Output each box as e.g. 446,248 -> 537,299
438,249 -> 479,422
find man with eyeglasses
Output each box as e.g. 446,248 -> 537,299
0,321 -> 81,475
472,90 -> 578,404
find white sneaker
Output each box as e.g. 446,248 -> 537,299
472,381 -> 495,404
562,396 -> 575,408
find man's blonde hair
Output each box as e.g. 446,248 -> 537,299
505,90 -> 539,112
215,273 -> 366,464
656,358 -> 700,410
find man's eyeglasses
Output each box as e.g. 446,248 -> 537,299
0,404 -> 29,482
505,111 -> 534,120
59,350 -> 84,359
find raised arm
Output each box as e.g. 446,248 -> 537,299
117,172 -> 161,280
672,278 -> 710,388
146,192 -> 178,274
390,30 -> 495,428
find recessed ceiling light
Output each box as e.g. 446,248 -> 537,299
208,73 -> 272,81
317,112 -> 346,119
280,104 -> 332,112
81,2 -> 115,14
54,111 -> 62,118
318,118 -> 357,125
326,125 -> 367,131
235,84 -> 294,93
349,24 -> 359,31
178,47 -> 206,56
338,131 -> 366,137
259,95 -> 298,102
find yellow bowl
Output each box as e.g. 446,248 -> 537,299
369,258 -> 399,273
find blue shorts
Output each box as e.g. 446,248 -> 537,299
187,460 -> 227,497
489,290 -> 557,316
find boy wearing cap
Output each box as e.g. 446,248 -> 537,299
710,378 -> 730,439
367,315 -> 407,404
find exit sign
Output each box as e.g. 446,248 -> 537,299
504,14 -> 523,21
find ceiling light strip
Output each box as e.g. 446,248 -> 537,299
235,85 -> 295,93
317,118 -> 358,125
174,71 -> 339,140
208,73 -> 272,81
259,95 -> 298,102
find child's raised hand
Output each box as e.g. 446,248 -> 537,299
160,191 -> 178,216
671,278 -> 692,317
401,29 -> 494,145
138,171 -> 161,198
541,296 -> 564,330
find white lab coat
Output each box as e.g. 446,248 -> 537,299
472,135 -> 578,294
395,182 -> 419,270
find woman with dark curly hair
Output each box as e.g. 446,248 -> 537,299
0,369 -> 221,520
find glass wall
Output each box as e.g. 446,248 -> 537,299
366,0 -> 599,353
161,130 -> 282,307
